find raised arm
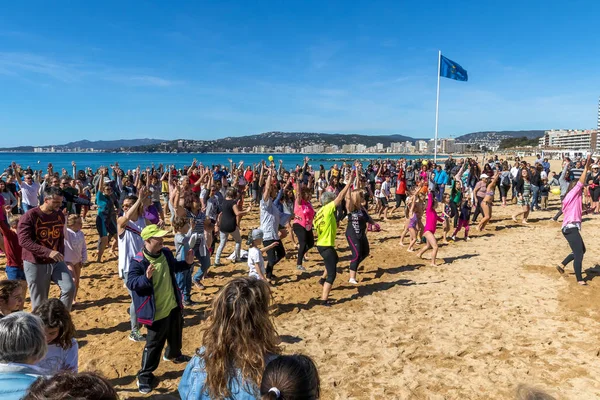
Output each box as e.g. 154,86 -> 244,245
334,171 -> 355,207
262,166 -> 273,202
579,154 -> 592,185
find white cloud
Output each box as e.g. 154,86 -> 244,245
0,52 -> 179,87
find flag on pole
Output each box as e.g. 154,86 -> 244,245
440,55 -> 468,82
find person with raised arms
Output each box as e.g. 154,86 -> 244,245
313,169 -> 354,306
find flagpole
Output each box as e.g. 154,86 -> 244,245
434,50 -> 441,163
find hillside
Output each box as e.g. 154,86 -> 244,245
125,131 -> 422,152
0,138 -> 165,152
455,130 -> 545,142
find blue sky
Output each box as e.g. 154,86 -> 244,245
1,0 -> 599,146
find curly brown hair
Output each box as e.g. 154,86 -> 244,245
33,299 -> 76,350
0,280 -> 22,304
200,277 -> 281,399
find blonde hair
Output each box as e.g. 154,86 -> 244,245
8,215 -> 19,228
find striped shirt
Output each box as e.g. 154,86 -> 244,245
571,168 -> 584,181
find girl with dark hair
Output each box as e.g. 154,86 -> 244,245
260,355 -> 320,400
24,372 -> 118,400
416,190 -> 444,266
178,277 -> 281,399
33,299 -> 78,374
293,178 -> 315,272
214,187 -> 251,266
0,280 -> 24,318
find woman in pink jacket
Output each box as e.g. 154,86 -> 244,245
556,154 -> 591,285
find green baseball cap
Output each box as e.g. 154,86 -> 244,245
141,224 -> 169,241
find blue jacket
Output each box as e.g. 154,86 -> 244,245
434,169 -> 448,185
0,363 -> 45,400
179,348 -> 277,400
126,248 -> 192,326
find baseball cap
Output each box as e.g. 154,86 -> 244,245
141,224 -> 169,241
251,229 -> 264,241
480,174 -> 489,179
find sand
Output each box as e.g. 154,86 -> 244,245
5,158 -> 600,399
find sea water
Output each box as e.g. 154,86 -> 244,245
0,152 -> 425,174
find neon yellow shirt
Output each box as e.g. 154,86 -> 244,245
314,201 -> 337,247
144,252 -> 177,321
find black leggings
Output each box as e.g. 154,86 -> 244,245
293,224 -> 314,265
562,227 -> 586,282
318,246 -> 338,285
263,239 -> 286,277
449,200 -> 459,228
347,234 -> 369,272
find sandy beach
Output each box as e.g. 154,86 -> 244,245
5,158 -> 600,399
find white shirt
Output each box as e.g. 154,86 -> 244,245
36,339 -> 78,374
20,181 -> 40,207
64,228 -> 87,264
382,181 -> 391,197
247,247 -> 265,279
510,166 -> 519,179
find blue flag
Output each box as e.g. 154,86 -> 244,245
440,55 -> 468,82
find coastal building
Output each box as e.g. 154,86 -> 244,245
416,140 -> 428,153
538,129 -> 598,151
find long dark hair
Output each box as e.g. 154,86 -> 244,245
260,355 -> 320,400
33,299 -> 76,350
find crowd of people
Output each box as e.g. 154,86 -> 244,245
0,152 -> 595,398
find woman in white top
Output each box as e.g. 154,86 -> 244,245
117,189 -> 147,342
64,215 -> 87,305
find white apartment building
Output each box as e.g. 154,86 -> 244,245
539,129 -> 598,151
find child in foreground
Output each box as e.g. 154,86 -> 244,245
0,279 -> 25,318
260,354 -> 320,400
33,299 -> 79,374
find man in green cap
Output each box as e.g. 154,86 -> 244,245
127,224 -> 194,394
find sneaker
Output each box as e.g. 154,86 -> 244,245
296,265 -> 306,271
137,379 -> 153,394
213,261 -> 222,267
465,237 -> 470,241
162,354 -> 192,364
183,299 -> 196,307
349,278 -> 358,284
129,330 -> 146,342
193,279 -> 205,290
451,236 -> 456,241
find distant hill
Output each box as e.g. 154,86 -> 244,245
455,130 -> 545,142
62,139 -> 166,150
0,138 -> 166,152
125,131 -> 423,153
